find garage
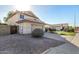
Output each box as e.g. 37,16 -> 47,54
19,23 -> 31,34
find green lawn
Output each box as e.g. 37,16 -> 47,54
54,31 -> 75,36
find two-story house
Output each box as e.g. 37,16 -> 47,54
5,11 -> 45,34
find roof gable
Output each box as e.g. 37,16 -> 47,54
5,10 -> 45,24
5,10 -> 39,21
22,11 -> 39,19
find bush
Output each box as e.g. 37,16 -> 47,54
60,33 -> 65,35
67,28 -> 74,32
49,28 -> 56,32
32,29 -> 44,37
67,26 -> 74,32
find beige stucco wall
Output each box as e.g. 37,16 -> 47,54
6,13 -> 38,26
24,15 -> 36,20
24,14 -> 42,23
6,13 -> 20,26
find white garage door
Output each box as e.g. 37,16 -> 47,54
19,23 -> 31,34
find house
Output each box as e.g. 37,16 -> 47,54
75,27 -> 79,32
45,23 -> 69,31
51,23 -> 69,31
5,11 -> 45,34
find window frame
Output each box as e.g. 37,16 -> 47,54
20,14 -> 24,19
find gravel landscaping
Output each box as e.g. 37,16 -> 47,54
0,34 -> 65,54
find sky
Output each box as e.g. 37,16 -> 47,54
0,5 -> 13,22
0,5 -> 79,26
32,5 -> 79,26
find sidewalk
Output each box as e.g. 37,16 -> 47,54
43,32 -> 79,54
42,43 -> 79,54
71,33 -> 79,47
61,33 -> 79,47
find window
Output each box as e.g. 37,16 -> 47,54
20,14 -> 24,19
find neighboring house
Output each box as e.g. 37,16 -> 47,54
5,11 -> 45,34
45,23 -> 69,31
51,23 -> 69,31
75,27 -> 79,32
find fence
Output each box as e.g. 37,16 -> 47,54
0,24 -> 10,35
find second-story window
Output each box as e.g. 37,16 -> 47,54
20,14 -> 24,19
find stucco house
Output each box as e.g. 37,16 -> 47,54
75,27 -> 79,32
5,11 -> 45,34
51,23 -> 69,31
44,23 -> 69,32
46,23 -> 68,31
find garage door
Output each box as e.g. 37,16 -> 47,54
32,24 -> 43,31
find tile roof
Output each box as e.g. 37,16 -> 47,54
16,19 -> 46,24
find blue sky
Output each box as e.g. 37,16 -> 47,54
32,5 -> 79,26
0,5 -> 79,26
0,5 -> 13,22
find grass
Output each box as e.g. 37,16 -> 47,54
53,31 -> 76,36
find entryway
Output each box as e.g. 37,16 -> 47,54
10,26 -> 18,34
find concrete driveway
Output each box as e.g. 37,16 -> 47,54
43,32 -> 79,54
43,43 -> 79,54
44,32 -> 68,42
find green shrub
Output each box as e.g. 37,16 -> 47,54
60,33 -> 65,35
67,26 -> 74,32
49,28 -> 56,32
68,28 -> 74,32
32,29 -> 44,37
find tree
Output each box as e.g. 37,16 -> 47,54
3,11 -> 14,22
0,19 -> 2,24
3,17 -> 7,22
7,11 -> 13,17
67,26 -> 74,32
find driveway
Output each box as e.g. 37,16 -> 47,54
0,34 -> 65,54
43,43 -> 79,54
44,32 -> 68,42
43,32 -> 79,54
